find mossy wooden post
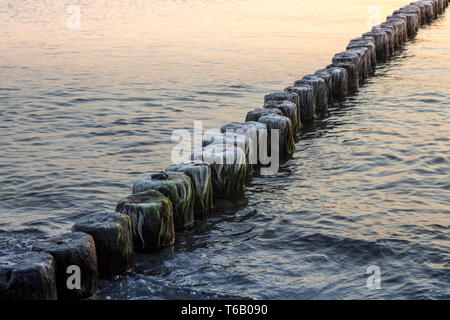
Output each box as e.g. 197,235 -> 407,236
376,23 -> 397,54
434,0 -> 441,13
422,1 -> 434,19
331,52 -> 362,89
385,20 -> 405,49
437,0 -> 444,14
397,6 -> 421,29
431,0 -> 440,17
221,122 -> 269,169
203,132 -> 252,178
166,161 -> 213,217
264,91 -> 299,112
371,26 -> 394,58
246,108 -> 282,122
313,69 -> 334,105
415,1 -> 435,23
294,75 -> 328,115
411,2 -> 428,24
363,29 -> 389,62
257,114 -> 294,161
439,0 -> 445,13
433,0 -> 440,16
133,171 -> 194,230
284,85 -> 316,123
32,232 -> 99,299
393,11 -> 419,39
264,92 -> 300,131
116,191 -> 174,251
191,144 -> 247,201
423,1 -> 435,24
328,63 -> 357,92
346,47 -> 371,81
385,17 -> 408,46
323,67 -> 349,100
263,100 -> 300,135
347,37 -> 377,69
72,212 -> 135,278
438,0 -> 445,14
407,4 -> 425,25
0,252 -> 57,300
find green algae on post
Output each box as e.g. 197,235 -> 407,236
363,29 -> 389,62
328,61 -> 359,92
313,69 -> 334,106
32,232 -> 99,299
322,67 -> 348,101
72,211 -> 135,278
263,100 -> 300,135
0,252 -> 57,300
257,114 -> 294,161
133,171 -> 195,229
191,143 -> 247,201
348,36 -> 378,67
392,11 -> 419,39
382,19 -> 407,49
332,51 -> 363,86
116,190 -> 175,251
294,75 -> 328,114
264,91 -> 299,111
371,26 -> 395,58
246,107 -> 283,122
166,161 -> 213,218
203,132 -> 254,180
221,121 -> 269,168
284,85 -> 316,123
346,47 -> 371,82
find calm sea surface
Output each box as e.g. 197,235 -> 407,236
0,0 -> 449,299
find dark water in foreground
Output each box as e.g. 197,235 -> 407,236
1,1 -> 449,299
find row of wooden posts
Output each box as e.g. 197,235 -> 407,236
0,0 -> 447,300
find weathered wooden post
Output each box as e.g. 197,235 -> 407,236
324,67 -> 349,100
32,232 -> 99,299
73,211 -> 135,277
294,75 -> 329,114
372,26 -> 395,57
331,52 -> 362,90
314,69 -> 334,105
347,37 -> 377,68
363,29 -> 390,62
257,114 -> 295,161
246,108 -> 283,122
133,171 -> 195,229
116,191 -> 175,251
191,143 -> 247,202
263,100 -> 300,135
386,16 -> 408,45
166,161 -> 213,217
346,47 -> 372,81
0,252 -> 57,300
284,85 -> 316,123
221,121 -> 269,169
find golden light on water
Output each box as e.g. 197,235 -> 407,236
1,0 -> 426,81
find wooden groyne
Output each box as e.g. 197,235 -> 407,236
0,0 -> 447,300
